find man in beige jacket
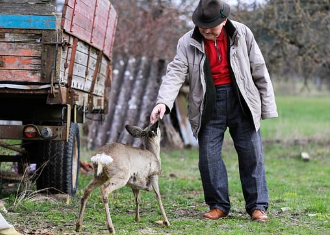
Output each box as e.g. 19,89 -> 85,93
150,0 -> 278,222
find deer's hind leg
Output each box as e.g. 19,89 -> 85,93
76,178 -> 106,232
101,177 -> 128,234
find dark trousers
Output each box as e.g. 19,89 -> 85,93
198,84 -> 268,215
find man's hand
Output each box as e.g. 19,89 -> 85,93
150,103 -> 166,124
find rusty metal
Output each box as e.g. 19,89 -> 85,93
70,0 -> 78,32
85,46 -> 91,77
43,40 -> 70,47
90,0 -> 98,44
66,37 -> 79,105
102,62 -> 112,114
102,4 -> 112,49
0,125 -> 67,141
47,86 -> 66,104
88,50 -> 103,112
64,37 -> 71,69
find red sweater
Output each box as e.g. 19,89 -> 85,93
204,29 -> 231,85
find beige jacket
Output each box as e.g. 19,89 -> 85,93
156,20 -> 278,138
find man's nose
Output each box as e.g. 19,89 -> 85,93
203,28 -> 211,33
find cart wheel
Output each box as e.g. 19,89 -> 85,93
36,123 -> 80,196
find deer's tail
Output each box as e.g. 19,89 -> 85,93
91,153 -> 114,176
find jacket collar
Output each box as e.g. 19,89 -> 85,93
224,19 -> 237,40
192,27 -> 204,43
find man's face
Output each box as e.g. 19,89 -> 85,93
199,20 -> 227,40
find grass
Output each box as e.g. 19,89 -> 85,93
1,95 -> 330,234
261,96 -> 330,141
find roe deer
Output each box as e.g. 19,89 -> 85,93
75,121 -> 169,234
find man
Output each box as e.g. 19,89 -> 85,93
150,0 -> 278,222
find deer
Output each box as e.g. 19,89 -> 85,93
75,121 -> 169,234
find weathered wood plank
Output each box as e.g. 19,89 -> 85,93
0,15 -> 56,29
0,32 -> 41,42
61,0 -> 117,59
0,0 -> 56,15
99,57 -> 108,76
58,31 -> 108,95
0,70 -> 41,82
73,62 -> 88,79
0,56 -> 41,70
91,0 -> 109,47
0,42 -> 41,57
62,18 -> 92,46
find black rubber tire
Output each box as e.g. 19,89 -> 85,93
36,123 -> 80,196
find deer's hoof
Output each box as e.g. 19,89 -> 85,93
75,224 -> 82,232
155,220 -> 170,226
107,225 -> 115,234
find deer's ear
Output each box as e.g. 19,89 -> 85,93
125,125 -> 143,138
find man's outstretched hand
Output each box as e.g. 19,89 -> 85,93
150,103 -> 166,124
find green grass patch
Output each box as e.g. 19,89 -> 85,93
261,96 -> 330,140
4,142 -> 329,235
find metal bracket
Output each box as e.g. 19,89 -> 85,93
66,37 -> 79,106
41,31 -> 57,81
43,40 -> 71,48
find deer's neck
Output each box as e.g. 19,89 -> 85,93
145,143 -> 160,161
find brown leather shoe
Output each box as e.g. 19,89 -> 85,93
251,210 -> 268,222
203,209 -> 227,220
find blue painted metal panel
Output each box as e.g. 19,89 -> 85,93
0,15 -> 56,29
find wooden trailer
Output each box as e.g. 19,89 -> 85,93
0,0 -> 117,196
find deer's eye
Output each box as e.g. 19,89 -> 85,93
148,131 -> 155,138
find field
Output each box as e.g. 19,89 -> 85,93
0,95 -> 329,235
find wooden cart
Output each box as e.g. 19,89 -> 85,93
0,0 -> 117,196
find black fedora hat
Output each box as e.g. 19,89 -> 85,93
192,0 -> 230,28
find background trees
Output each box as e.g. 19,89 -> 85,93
254,0 -> 330,90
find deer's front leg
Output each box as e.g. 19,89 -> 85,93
132,189 -> 141,222
150,176 -> 170,226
